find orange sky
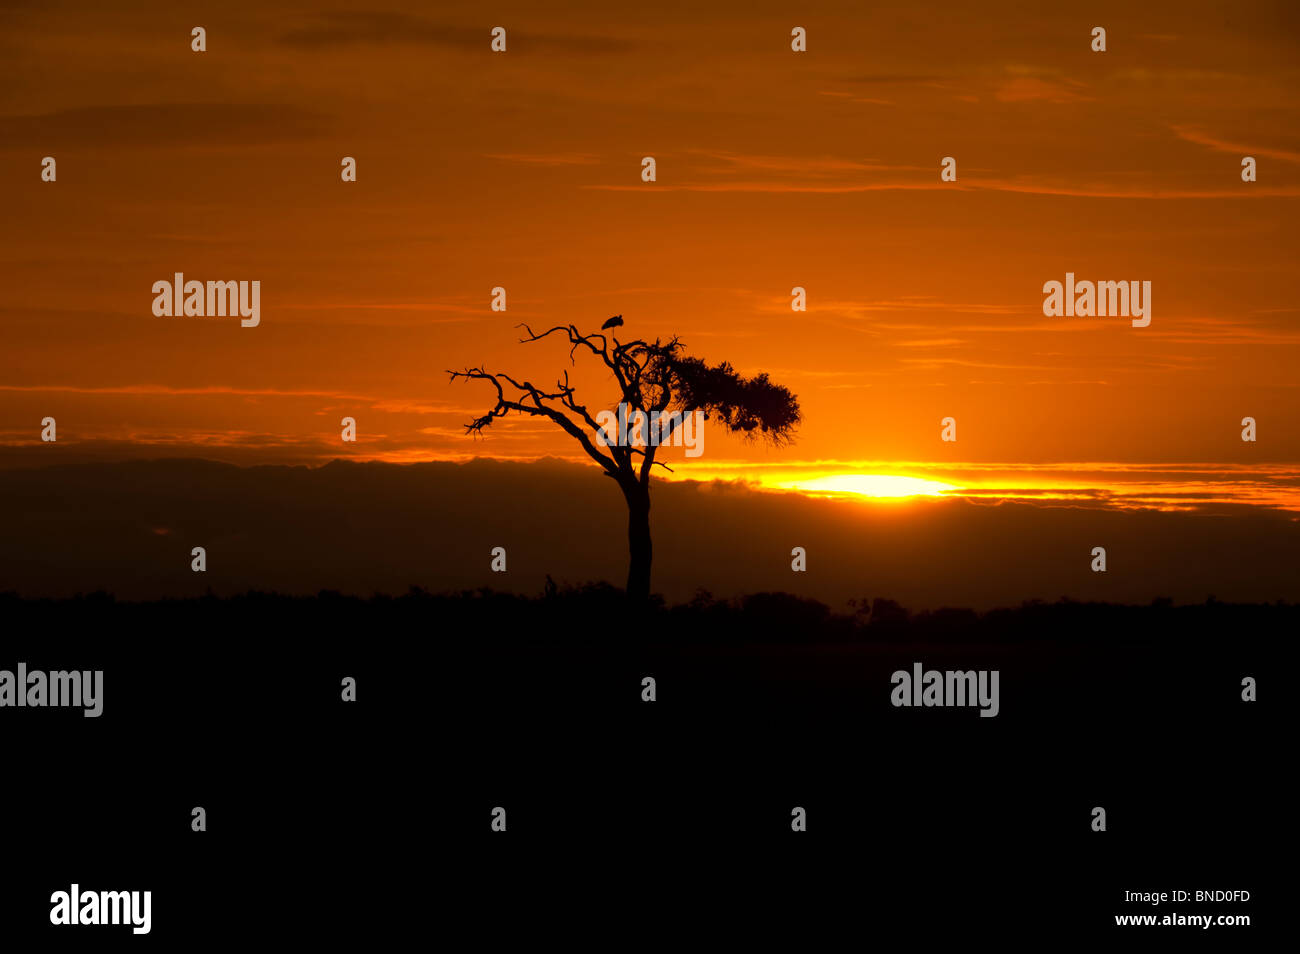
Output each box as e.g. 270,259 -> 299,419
2,0 -> 1299,511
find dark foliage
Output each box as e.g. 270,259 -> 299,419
1,586 -> 1289,647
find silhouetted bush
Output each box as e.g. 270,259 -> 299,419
0,587 -> 1291,647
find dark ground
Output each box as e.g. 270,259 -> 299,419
0,587 -> 1284,942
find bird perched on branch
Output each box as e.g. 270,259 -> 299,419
601,315 -> 624,330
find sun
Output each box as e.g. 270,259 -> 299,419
784,474 -> 958,499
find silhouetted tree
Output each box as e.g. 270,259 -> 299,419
448,321 -> 801,602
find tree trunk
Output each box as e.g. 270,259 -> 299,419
622,482 -> 652,602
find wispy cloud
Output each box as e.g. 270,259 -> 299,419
995,76 -> 1092,103
585,180 -> 1300,197
586,181 -> 943,194
1171,124 -> 1300,163
484,152 -> 602,166
0,384 -> 477,415
0,104 -> 325,149
277,12 -> 637,55
690,150 -> 918,174
837,74 -> 947,86
583,158 -> 1300,197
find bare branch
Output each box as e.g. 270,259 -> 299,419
627,444 -> 674,477
446,366 -> 619,475
517,323 -> 611,368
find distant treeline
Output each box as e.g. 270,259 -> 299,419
1,583 -> 1293,644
